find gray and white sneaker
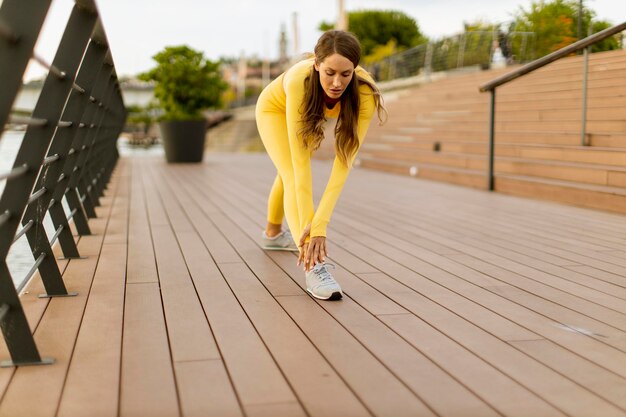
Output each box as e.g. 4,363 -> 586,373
261,230 -> 299,252
306,263 -> 343,300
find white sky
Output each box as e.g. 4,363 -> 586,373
17,0 -> 626,80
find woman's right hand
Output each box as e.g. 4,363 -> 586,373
297,224 -> 311,268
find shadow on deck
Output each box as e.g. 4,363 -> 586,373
1,153 -> 626,417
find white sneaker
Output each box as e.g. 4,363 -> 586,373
261,230 -> 299,251
306,263 -> 343,300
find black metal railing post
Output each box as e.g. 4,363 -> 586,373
71,61 -> 114,216
487,89 -> 496,191
52,38 -> 108,237
21,4 -> 98,284
0,0 -> 55,367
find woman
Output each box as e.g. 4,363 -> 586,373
256,30 -> 386,300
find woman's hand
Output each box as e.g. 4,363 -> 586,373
297,225 -> 311,269
304,236 -> 327,272
297,225 -> 327,271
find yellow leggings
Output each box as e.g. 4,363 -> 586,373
256,108 -> 303,244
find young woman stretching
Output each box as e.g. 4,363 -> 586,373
256,30 -> 386,300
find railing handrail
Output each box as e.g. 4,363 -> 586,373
480,21 -> 626,92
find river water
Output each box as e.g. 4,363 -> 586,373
0,131 -> 163,289
0,131 -> 40,288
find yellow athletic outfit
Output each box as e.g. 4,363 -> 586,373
256,57 -> 376,243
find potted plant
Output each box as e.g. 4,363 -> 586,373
139,45 -> 227,162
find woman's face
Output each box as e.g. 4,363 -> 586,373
315,53 -> 355,99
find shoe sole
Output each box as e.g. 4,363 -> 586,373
307,289 -> 343,301
262,246 -> 299,252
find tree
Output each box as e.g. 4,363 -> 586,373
319,10 -> 427,58
138,45 -> 227,120
590,20 -> 621,53
511,0 -> 619,58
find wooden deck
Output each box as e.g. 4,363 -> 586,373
1,152 -> 626,417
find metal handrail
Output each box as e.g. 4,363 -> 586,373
479,21 -> 626,191
480,22 -> 626,92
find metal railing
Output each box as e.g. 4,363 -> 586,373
366,30 -> 536,82
479,22 -> 626,191
0,0 -> 126,367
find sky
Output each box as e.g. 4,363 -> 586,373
16,0 -> 626,80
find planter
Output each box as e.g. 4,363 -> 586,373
158,119 -> 208,163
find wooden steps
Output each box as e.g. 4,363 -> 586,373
359,48 -> 626,214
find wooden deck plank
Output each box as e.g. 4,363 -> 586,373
207,154 -> 626,416
404,197 -> 626,265
56,242 -> 127,417
164,169 -> 438,417
142,166 -> 305,415
389,203 -> 626,298
446,253 -> 626,345
173,360 -> 243,417
0,166 -> 123,417
268,245 -> 501,417
168,166 -> 442,415
126,161 -> 159,284
201,159 -> 625,417
566,265 -> 626,289
2,153 -> 625,416
155,166 -> 379,417
332,214 -> 626,344
148,162 -> 308,415
192,167 -> 502,417
120,160 -> 179,417
510,339 -> 626,411
218,262 -> 372,417
326,220 -> 626,377
338,174 -> 624,290
161,227 -> 247,415
379,313 -> 565,417
361,275 -> 626,416
167,166 -> 306,296
444,192 -> 626,246
120,282 -> 180,417
57,166 -> 130,417
140,166 -> 221,362
322,182 -> 626,319
278,293 -> 436,417
345,212 -> 626,333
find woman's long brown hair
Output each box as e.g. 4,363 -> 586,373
298,30 -> 387,167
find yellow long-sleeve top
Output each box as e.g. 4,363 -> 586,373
262,57 -> 376,238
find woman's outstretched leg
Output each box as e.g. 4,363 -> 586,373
256,107 -> 301,251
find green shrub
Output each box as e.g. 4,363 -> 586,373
138,45 -> 228,121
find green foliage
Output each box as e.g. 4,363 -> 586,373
510,0 -> 618,58
319,21 -> 334,32
362,39 -> 398,65
319,10 -> 427,57
125,103 -> 159,133
138,45 -> 228,121
590,20 -> 621,52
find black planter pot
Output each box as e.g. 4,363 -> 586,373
159,119 -> 208,163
